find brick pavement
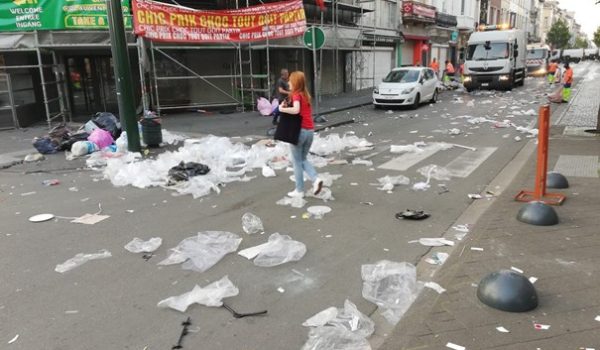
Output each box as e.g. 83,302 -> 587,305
557,62 -> 600,128
379,124 -> 600,348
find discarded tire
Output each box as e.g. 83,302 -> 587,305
477,270 -> 538,312
516,201 -> 559,226
546,172 -> 569,189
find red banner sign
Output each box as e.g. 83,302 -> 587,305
132,0 -> 307,43
402,1 -> 436,19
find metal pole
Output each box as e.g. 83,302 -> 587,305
150,41 -> 160,114
106,0 -> 141,152
136,37 -> 149,113
51,51 -> 68,124
35,32 -> 52,129
312,26 -> 319,118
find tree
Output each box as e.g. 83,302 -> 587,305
547,19 -> 571,50
574,37 -> 589,49
594,27 -> 600,49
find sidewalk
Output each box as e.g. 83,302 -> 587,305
379,73 -> 600,350
160,89 -> 373,137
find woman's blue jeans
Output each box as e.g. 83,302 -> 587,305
290,129 -> 318,192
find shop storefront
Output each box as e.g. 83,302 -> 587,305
400,1 -> 436,67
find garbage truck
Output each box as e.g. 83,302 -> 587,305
526,43 -> 550,76
463,24 -> 526,91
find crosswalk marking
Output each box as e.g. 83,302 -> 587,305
445,147 -> 497,178
553,155 -> 599,178
378,147 -> 441,171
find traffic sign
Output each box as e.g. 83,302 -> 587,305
303,26 -> 325,50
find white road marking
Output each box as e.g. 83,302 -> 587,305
445,147 -> 497,178
378,147 -> 440,171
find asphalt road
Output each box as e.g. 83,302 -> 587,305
0,68 -> 583,350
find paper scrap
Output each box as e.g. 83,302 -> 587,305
594,315 -> 600,322
470,247 -> 484,251
418,238 -> 455,247
237,242 -> 272,260
277,287 -> 285,293
529,277 -> 538,284
510,266 -> 524,274
424,281 -> 446,294
534,323 -> 550,330
468,193 -> 482,199
496,326 -> 510,333
71,213 -> 110,225
8,334 -> 19,344
446,342 -> 466,350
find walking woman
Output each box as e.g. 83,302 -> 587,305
278,71 -> 323,198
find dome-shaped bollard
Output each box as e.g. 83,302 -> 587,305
477,270 -> 538,312
546,172 -> 569,189
517,201 -> 559,226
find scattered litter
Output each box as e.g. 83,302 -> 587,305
71,213 -> 110,225
466,100 -> 475,107
446,342 -> 466,350
350,182 -> 359,186
534,323 -> 550,330
24,153 -> 44,162
171,317 -> 192,349
510,266 -> 524,274
361,260 -> 422,325
168,161 -> 210,182
261,165 -> 276,178
352,159 -> 373,167
277,196 -> 307,208
409,130 -> 418,134
253,233 -> 307,267
157,276 -> 238,312
124,237 -> 162,253
42,179 -> 60,186
64,310 -> 79,314
468,193 -> 482,199
303,307 -> 339,327
377,175 -> 410,192
529,277 -> 538,284
412,165 -> 436,191
595,315 -> 600,322
307,206 -> 332,219
20,191 -> 36,196
496,326 -> 510,333
158,231 -> 242,272
448,128 -> 461,135
470,247 -> 484,251
55,249 -> 112,273
28,213 -> 55,223
424,281 -> 446,294
68,187 -> 79,192
361,202 -> 374,206
301,326 -> 371,350
425,252 -> 449,265
277,287 -> 285,293
126,209 -> 135,213
222,302 -> 267,318
303,299 -> 374,339
514,136 -> 522,142
242,212 -> 264,234
7,334 -> 19,344
396,210 -> 430,220
417,238 -> 454,247
418,164 -> 452,181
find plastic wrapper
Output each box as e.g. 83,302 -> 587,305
417,164 -> 452,181
310,134 -> 373,156
124,237 -> 162,253
242,212 -> 264,234
161,129 -> 186,145
115,132 -> 128,153
157,275 -> 239,312
377,175 -> 410,192
158,231 -> 242,272
257,97 -> 272,116
55,250 -> 112,273
262,165 -> 276,178
72,141 -> 99,156
304,300 -> 374,339
301,327 -> 372,350
361,260 -> 423,325
276,196 -> 307,208
303,307 -> 338,327
390,142 -> 427,154
168,161 -> 210,181
88,128 -> 114,149
253,233 -> 307,267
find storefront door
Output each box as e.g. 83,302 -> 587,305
66,56 -> 119,117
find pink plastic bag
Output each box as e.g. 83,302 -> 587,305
257,97 -> 272,116
88,128 -> 114,149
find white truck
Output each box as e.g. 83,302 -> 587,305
463,25 -> 526,91
562,48 -> 584,63
526,43 -> 550,76
584,48 -> 599,60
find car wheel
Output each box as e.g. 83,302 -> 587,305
429,89 -> 438,103
411,93 -> 420,110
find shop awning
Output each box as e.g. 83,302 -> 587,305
403,34 -> 429,41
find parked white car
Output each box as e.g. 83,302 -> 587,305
373,67 -> 438,109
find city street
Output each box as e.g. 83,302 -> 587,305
2,61 -> 596,349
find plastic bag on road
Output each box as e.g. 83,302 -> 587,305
253,233 -> 307,267
361,260 -> 422,325
276,196 -> 307,208
303,307 -> 339,327
124,237 -> 162,253
55,249 -> 112,273
168,161 -> 210,182
301,327 -> 372,350
88,128 -> 114,149
262,165 -> 276,178
242,212 -> 264,234
92,112 -> 121,138
417,164 -> 451,181
157,275 -> 239,312
158,231 -> 242,272
377,175 -> 410,192
324,300 -> 375,338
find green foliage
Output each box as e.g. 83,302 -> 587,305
574,37 -> 589,49
594,27 -> 600,48
547,19 -> 571,49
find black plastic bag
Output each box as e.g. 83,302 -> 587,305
168,161 -> 211,181
33,137 -> 59,154
92,112 -> 121,139
58,132 -> 89,151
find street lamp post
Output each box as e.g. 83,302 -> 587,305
106,0 -> 141,153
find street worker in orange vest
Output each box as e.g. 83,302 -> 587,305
430,58 -> 440,78
444,60 -> 455,83
547,60 -> 558,84
562,62 -> 573,102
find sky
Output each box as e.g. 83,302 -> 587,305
557,0 -> 600,39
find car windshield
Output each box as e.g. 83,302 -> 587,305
527,49 -> 547,59
467,43 -> 509,61
382,69 -> 420,83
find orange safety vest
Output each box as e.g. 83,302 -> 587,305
430,61 -> 439,72
446,62 -> 455,74
564,68 -> 573,84
548,62 -> 557,73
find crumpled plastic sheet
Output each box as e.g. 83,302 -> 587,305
301,327 -> 372,350
417,164 -> 452,181
303,300 -> 375,339
161,129 -> 186,145
262,165 -> 276,178
86,151 -> 140,169
276,196 -> 307,208
55,249 -> 112,273
310,134 -> 373,157
242,212 -> 264,234
361,260 -> 423,325
157,275 -> 239,312
306,187 -> 335,202
124,237 -> 162,253
158,231 -> 242,272
253,233 -> 307,267
377,175 -> 410,192
390,142 -> 427,154
351,159 -> 373,167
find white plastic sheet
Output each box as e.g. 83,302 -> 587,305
242,212 -> 264,234
301,327 -> 372,350
55,250 -> 112,273
253,233 -> 307,267
311,134 -> 373,156
157,275 -> 239,312
124,237 -> 162,253
158,231 -> 242,272
276,196 -> 307,208
417,164 -> 452,181
361,260 -> 423,325
377,175 -> 410,192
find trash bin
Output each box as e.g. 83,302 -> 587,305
140,114 -> 162,147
